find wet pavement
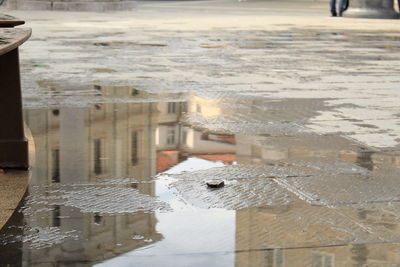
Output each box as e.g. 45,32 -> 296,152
1,1 -> 400,266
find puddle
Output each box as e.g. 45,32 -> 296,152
1,87 -> 400,266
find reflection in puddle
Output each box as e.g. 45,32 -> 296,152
23,182 -> 171,215
1,89 -> 238,266
1,88 -> 400,266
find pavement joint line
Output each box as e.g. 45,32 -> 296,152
330,208 -> 389,242
63,241 -> 400,259
274,178 -> 318,203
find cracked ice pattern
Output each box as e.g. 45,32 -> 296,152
277,173 -> 400,208
0,227 -> 79,249
23,182 -> 170,216
172,179 -> 293,210
169,164 -> 315,181
168,164 -> 309,209
234,202 -> 394,249
168,160 -> 374,209
283,157 -> 371,176
183,113 -> 311,136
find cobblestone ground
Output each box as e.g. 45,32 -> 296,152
1,1 -> 400,266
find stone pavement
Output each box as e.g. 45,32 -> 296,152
0,1 -> 400,266
0,127 -> 34,230
7,0 -> 400,149
0,172 -> 29,229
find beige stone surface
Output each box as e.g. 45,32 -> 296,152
0,127 -> 34,230
0,171 -> 29,229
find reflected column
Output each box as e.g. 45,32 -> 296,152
59,107 -> 88,263
60,108 -> 88,182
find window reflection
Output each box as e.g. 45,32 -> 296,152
265,249 -> 284,267
51,148 -> 60,183
312,252 -> 334,267
94,138 -> 103,175
167,129 -> 176,145
52,205 -> 61,227
131,131 -> 139,166
167,102 -> 176,114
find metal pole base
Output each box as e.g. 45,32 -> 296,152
345,8 -> 399,19
344,0 -> 399,19
0,48 -> 29,169
0,139 -> 29,169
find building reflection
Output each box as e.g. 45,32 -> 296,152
235,243 -> 400,267
22,86 -> 161,265
232,98 -> 400,267
20,87 -> 236,265
12,89 -> 400,266
156,97 -> 236,171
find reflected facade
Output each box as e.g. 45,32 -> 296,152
232,98 -> 400,267
22,87 -> 162,265
15,87 -> 237,265
2,87 -> 400,266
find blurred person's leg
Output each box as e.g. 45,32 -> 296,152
330,0 -> 337,16
339,0 -> 347,16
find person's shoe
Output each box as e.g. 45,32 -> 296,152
331,13 -> 337,17
339,12 -> 343,16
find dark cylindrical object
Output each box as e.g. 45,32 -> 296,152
344,0 -> 399,19
0,48 -> 29,169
